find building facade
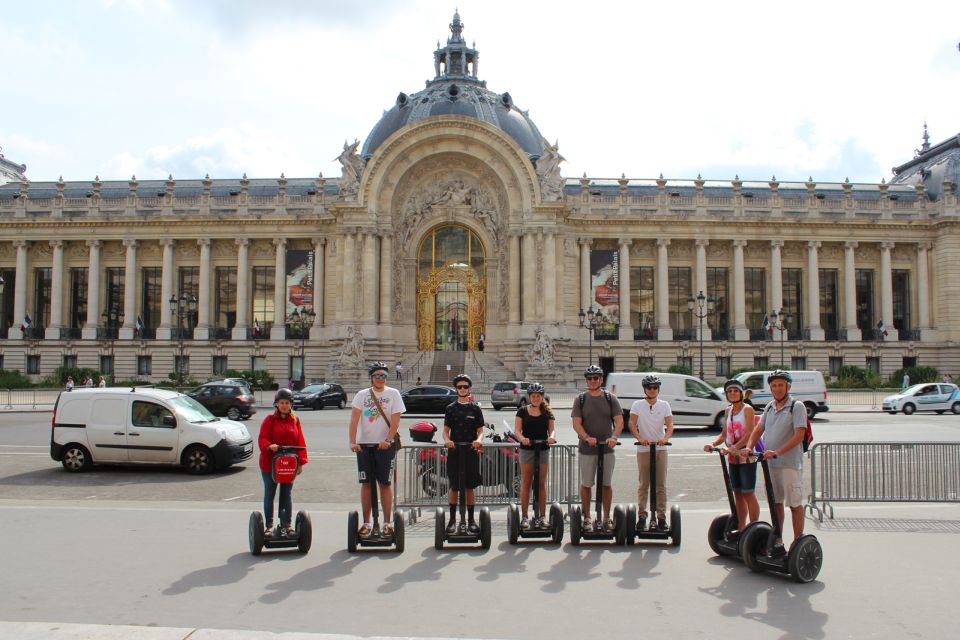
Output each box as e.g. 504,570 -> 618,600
2,13 -> 959,386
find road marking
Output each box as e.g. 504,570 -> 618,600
223,494 -> 254,501
0,444 -> 46,448
0,451 -> 48,456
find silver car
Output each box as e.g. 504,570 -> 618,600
490,381 -> 549,411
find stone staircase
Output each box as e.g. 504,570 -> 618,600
428,351 -> 466,385
467,352 -> 517,390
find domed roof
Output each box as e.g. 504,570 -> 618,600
361,12 -> 546,162
890,125 -> 960,200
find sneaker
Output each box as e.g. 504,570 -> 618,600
467,521 -> 480,535
657,517 -> 668,531
264,523 -> 274,539
520,516 -> 530,530
582,516 -> 593,531
604,519 -> 615,533
458,521 -> 467,535
535,516 -> 547,529
769,542 -> 787,557
445,520 -> 457,535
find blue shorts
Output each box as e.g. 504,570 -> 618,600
730,462 -> 757,493
356,443 -> 397,486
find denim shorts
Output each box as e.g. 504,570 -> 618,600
730,462 -> 758,493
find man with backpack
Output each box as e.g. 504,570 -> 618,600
746,370 -> 808,552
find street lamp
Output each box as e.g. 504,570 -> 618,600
687,290 -> 714,380
100,306 -> 124,384
770,309 -> 792,368
578,305 -> 607,368
169,293 -> 197,388
291,306 -> 315,388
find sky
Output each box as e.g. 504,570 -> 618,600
1,0 -> 958,185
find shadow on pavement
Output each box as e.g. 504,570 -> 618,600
536,544 -> 611,593
259,550 -> 369,604
0,464 -> 245,487
608,544 -> 678,589
379,547 -> 456,594
163,552 -> 259,595
473,540 -> 536,581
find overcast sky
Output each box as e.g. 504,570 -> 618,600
1,0 -> 958,184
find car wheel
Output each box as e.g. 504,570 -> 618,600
182,445 -> 215,475
902,403 -> 916,415
339,398 -> 346,409
953,402 -> 960,415
227,407 -> 241,420
805,403 -> 816,420
61,443 -> 92,472
492,405 -> 501,411
713,412 -> 724,432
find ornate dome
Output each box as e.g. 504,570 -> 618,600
361,12 -> 547,162
890,125 -> 960,200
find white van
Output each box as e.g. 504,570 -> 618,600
50,387 -> 254,474
606,372 -> 726,430
717,370 -> 829,419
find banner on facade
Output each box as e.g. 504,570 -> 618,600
285,249 -> 315,321
590,249 -> 619,329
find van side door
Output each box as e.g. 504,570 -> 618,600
86,397 -> 130,462
129,400 -> 179,463
684,378 -> 723,425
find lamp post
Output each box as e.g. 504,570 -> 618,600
578,305 -> 607,368
100,306 -> 124,384
687,290 -> 714,380
770,309 -> 792,368
291,306 -> 315,388
169,293 -> 197,388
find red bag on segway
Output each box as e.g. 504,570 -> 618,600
272,452 -> 300,484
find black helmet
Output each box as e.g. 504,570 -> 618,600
723,379 -> 745,393
368,361 -> 389,376
642,374 -> 661,388
527,382 -> 546,395
767,369 -> 793,384
584,365 -> 604,378
452,373 -> 472,387
274,388 -> 294,404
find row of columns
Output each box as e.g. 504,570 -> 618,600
336,230 -> 393,325
574,238 -> 933,342
508,231 -> 563,325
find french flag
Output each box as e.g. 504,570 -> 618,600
877,320 -> 889,337
20,315 -> 31,331
762,314 -> 772,336
253,318 -> 262,336
134,315 -> 144,336
644,317 -> 654,337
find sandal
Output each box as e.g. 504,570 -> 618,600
264,527 -> 274,539
382,524 -> 393,537
285,527 -> 298,538
358,525 -> 372,537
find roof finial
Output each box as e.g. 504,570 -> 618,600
449,9 -> 464,43
922,120 -> 930,153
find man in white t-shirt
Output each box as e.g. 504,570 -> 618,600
348,361 -> 406,536
627,374 -> 675,532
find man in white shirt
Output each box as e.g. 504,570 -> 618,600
627,374 -> 674,531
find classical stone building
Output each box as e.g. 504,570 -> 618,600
2,13 -> 959,387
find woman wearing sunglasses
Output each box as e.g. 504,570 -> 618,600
704,379 -> 760,529
514,383 -> 555,530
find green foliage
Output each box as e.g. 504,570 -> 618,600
159,371 -> 201,389
828,365 -> 882,389
220,368 -> 275,390
0,369 -> 34,389
43,366 -> 102,388
667,364 -> 692,376
891,366 -> 939,386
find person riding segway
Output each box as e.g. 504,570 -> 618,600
249,388 -> 311,555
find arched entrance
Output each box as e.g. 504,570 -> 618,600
416,225 -> 486,351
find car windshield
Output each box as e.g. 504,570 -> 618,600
302,385 -> 327,393
170,395 -> 217,423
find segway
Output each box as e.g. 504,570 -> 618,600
347,444 -> 405,553
624,442 -> 680,546
739,455 -> 823,583
434,441 -> 491,550
507,439 -> 564,545
705,446 -> 746,557
248,445 -> 312,555
570,440 -> 625,545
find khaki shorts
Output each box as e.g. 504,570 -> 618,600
769,466 -> 804,508
579,451 -> 615,488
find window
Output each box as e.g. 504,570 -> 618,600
33,267 -> 52,329
251,355 -> 267,371
105,268 -> 125,322
855,270 -> 875,336
630,266 -> 654,338
63,355 -> 77,369
791,356 -> 806,370
27,354 -> 40,374
685,378 -> 716,399
829,356 -> 843,377
668,267 -> 692,339
902,356 -> 917,369
716,356 -> 732,377
819,269 -> 839,339
677,355 -> 693,371
707,267 -> 729,339
0,355 -> 3,369
174,355 -> 190,376
100,355 -> 113,376
70,268 -> 88,330
131,401 -> 175,429
782,268 -> 803,338
215,267 -> 237,329
754,356 -> 769,369
866,357 -> 880,376
290,356 -> 304,383
252,266 -> 275,328
0,268 -> 14,332
141,267 -> 162,331
893,270 -> 912,332
137,355 -> 152,376
744,267 -> 766,339
178,267 -> 200,329
638,356 -> 654,370
212,355 -> 228,376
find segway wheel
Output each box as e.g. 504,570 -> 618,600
248,511 -> 265,556
479,507 -> 492,550
393,510 -> 405,554
434,507 -> 445,551
613,504 -> 626,546
625,504 -> 637,546
550,503 -> 564,544
347,510 -> 359,553
570,505 -> 582,546
707,514 -> 731,556
296,511 -> 312,554
740,522 -> 773,572
788,535 -> 823,583
507,504 -> 520,545
669,505 -> 681,547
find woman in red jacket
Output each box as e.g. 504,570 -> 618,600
258,388 -> 308,538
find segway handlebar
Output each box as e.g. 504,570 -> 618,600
274,445 -> 306,453
707,446 -> 761,461
634,441 -> 672,446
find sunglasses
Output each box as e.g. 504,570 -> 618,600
586,376 -> 602,381
372,373 -> 388,379
643,385 -> 660,390
455,385 -> 471,390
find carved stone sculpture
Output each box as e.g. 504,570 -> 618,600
335,139 -> 365,198
526,327 -> 556,367
536,137 -> 565,202
336,326 -> 365,369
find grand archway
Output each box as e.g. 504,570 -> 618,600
417,225 -> 486,351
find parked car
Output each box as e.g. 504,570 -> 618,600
490,381 -> 550,411
401,385 -> 457,414
716,370 -> 829,419
606,372 -> 726,430
883,383 -> 960,415
293,383 -> 347,410
50,387 -> 254,474
187,381 -> 257,420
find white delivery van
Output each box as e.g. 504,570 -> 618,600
606,372 -> 726,430
716,370 -> 828,419
50,387 -> 254,474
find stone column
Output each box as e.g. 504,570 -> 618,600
271,238 -> 287,341
363,232 -> 378,323
118,239 -> 138,340
158,239 -> 175,340
843,241 -> 861,341
521,232 -> 536,322
770,240 -> 783,315
917,242 -> 932,341
578,238 -> 591,314
695,239 -> 712,341
618,239 -> 632,340
806,241 -> 824,340
46,240 -> 65,339
553,235 -> 565,325
9,240 -> 29,340
341,231 -> 356,322
656,238 -> 672,341
82,240 -> 101,339
733,239 -> 749,340
194,238 -> 212,340
508,232 -> 521,324
313,238 -> 326,328
379,234 -> 392,325
231,239 -> 249,341
545,232 -> 557,323
880,241 -> 898,341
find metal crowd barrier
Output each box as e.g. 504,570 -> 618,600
807,441 -> 960,521
1,388 -> 61,409
396,442 -> 580,513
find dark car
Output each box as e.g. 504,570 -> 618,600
292,383 -> 348,410
401,385 -> 457,414
187,381 -> 257,421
